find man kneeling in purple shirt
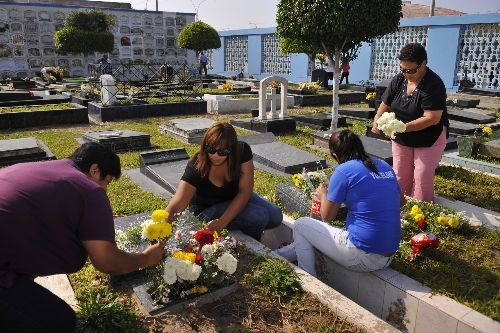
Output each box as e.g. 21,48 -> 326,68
0,142 -> 167,332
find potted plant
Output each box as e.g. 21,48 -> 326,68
457,126 -> 493,158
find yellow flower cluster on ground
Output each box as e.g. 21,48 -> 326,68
298,82 -> 319,95
220,83 -> 234,92
437,215 -> 460,229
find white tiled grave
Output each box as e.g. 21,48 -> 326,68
258,216 -> 500,333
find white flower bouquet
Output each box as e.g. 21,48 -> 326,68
376,112 -> 406,139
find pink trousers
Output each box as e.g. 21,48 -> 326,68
392,128 -> 446,202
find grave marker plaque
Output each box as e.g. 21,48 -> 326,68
160,118 -> 214,144
239,132 -> 327,175
0,137 -> 55,167
81,130 -> 154,152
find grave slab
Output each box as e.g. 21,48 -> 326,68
81,130 -> 154,152
239,132 -> 327,174
461,87 -> 500,97
291,113 -> 347,130
447,108 -> 497,124
338,107 -> 376,120
312,131 -> 393,164
230,117 -> 296,135
449,120 -> 481,135
447,98 -> 480,108
0,137 -> 55,167
160,118 -> 214,144
0,91 -> 41,101
441,151 -> 500,177
0,94 -> 71,107
139,148 -> 190,194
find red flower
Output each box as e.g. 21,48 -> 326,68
194,229 -> 214,247
417,218 -> 427,230
195,254 -> 204,264
185,244 -> 194,253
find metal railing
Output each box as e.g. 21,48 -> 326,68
86,63 -> 205,104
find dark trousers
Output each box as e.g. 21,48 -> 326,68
0,277 -> 76,333
199,62 -> 208,75
340,72 -> 349,84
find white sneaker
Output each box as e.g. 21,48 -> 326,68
273,243 -> 297,262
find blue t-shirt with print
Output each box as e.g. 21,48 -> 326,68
327,158 -> 401,254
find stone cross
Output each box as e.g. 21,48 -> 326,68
258,76 -> 288,121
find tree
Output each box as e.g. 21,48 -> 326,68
177,21 -> 221,55
54,9 -> 116,54
277,0 -> 402,131
279,37 -> 322,68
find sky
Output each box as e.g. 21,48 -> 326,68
99,0 -> 500,30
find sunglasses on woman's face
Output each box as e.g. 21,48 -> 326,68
205,144 -> 231,156
400,63 -> 421,74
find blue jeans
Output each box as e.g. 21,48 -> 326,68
197,193 -> 283,240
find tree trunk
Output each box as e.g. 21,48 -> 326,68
330,50 -> 341,131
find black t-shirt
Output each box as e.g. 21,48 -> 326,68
181,141 -> 253,214
381,68 -> 449,147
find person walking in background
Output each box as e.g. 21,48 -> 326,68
98,54 -> 112,75
164,122 -> 283,240
0,143 -> 167,332
371,43 -> 449,202
275,130 -> 402,277
339,61 -> 350,85
199,52 -> 209,76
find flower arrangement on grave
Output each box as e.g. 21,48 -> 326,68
399,199 -> 467,261
291,168 -> 328,200
157,228 -> 239,302
475,125 -> 495,142
298,82 -> 320,95
116,210 -> 241,305
365,92 -> 376,101
376,112 -> 406,139
220,83 -> 235,92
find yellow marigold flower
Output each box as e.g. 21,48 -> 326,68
213,231 -> 219,241
143,223 -> 161,241
448,218 -> 459,229
437,216 -> 449,225
413,213 -> 424,222
158,222 -> 173,238
151,209 -> 169,223
482,126 -> 493,136
190,285 -> 208,294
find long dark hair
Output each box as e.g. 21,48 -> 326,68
329,130 -> 378,173
193,122 -> 241,179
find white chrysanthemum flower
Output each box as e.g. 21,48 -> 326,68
201,244 -> 215,256
377,113 -> 406,139
163,258 -> 178,284
216,252 -> 238,274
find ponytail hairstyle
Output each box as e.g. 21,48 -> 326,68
328,129 -> 378,174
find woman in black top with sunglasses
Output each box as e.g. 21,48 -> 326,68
164,122 -> 282,240
371,43 -> 449,203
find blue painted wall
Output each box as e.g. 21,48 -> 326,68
212,13 -> 500,90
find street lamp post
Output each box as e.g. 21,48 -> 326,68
190,0 -> 209,21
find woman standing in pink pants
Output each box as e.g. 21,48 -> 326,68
371,43 -> 448,202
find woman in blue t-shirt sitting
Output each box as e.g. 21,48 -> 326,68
276,130 -> 402,276
164,122 -> 282,240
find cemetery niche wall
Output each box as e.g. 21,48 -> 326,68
0,1 -> 196,78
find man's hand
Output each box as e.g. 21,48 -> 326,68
206,218 -> 227,233
141,239 -> 168,269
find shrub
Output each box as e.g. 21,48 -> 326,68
250,257 -> 301,300
54,27 -> 114,54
